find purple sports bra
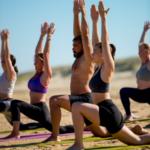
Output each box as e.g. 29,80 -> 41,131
28,73 -> 48,94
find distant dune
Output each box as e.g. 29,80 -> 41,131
16,57 -> 140,83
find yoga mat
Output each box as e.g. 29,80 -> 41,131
0,128 -> 46,135
124,118 -> 150,123
8,136 -> 113,148
0,118 -> 150,135
0,131 -> 92,142
85,145 -> 150,150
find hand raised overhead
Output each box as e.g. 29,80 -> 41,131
41,22 -> 49,36
47,23 -> 55,38
73,0 -> 80,14
79,0 -> 86,14
0,30 -> 6,41
1,29 -> 9,41
91,4 -> 99,22
98,1 -> 110,19
144,21 -> 150,32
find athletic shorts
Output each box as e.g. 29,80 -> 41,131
98,99 -> 124,134
69,93 -> 93,126
84,99 -> 124,134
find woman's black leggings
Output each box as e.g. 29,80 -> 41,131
11,100 -> 74,133
120,87 -> 150,115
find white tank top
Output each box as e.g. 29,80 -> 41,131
0,72 -> 17,95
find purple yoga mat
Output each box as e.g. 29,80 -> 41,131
0,131 -> 91,142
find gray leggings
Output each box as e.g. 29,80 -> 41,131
0,99 -> 42,130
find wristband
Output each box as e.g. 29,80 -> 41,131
47,37 -> 51,41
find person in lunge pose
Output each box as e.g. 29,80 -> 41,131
0,29 -> 42,130
67,1 -> 150,150
83,3 -> 147,137
3,22 -> 74,139
43,0 -> 97,143
120,21 -> 150,121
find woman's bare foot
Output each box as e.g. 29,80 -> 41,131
41,135 -> 61,143
66,144 -> 84,150
131,124 -> 149,135
124,115 -> 133,121
4,133 -> 20,139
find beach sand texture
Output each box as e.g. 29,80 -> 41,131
0,71 -> 150,150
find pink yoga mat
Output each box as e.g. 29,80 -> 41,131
0,131 -> 91,142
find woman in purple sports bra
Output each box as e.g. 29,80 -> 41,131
2,22 -> 54,139
3,22 -> 75,140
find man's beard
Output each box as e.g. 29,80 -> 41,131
73,51 -> 83,58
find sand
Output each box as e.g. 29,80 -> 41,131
0,71 -> 150,150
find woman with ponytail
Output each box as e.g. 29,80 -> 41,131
0,29 -> 42,131
82,2 -> 147,138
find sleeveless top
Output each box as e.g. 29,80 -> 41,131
89,68 -> 109,93
28,73 -> 48,94
0,72 -> 17,95
136,65 -> 150,81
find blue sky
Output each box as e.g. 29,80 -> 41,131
0,0 -> 150,74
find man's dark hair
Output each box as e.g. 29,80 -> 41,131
73,35 -> 82,44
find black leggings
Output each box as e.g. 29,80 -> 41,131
11,100 -> 74,133
0,99 -> 42,130
120,87 -> 150,115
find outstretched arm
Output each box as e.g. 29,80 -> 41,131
73,0 -> 81,37
1,30 -> 6,60
80,0 -> 93,63
139,21 -> 150,44
4,29 -> 16,81
98,1 -> 114,74
91,4 -> 100,47
35,22 -> 49,54
41,23 -> 55,86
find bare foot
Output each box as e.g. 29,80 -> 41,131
41,135 -> 60,143
124,115 -> 133,121
4,133 -> 20,139
131,124 -> 149,135
66,144 -> 84,150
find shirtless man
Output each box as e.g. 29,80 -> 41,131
43,0 -> 96,142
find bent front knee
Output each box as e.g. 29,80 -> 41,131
49,96 -> 59,106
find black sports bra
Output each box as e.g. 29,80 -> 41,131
89,67 -> 109,93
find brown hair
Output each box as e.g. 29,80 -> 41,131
139,43 -> 150,50
95,42 -> 116,60
10,54 -> 18,74
35,53 -> 44,62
